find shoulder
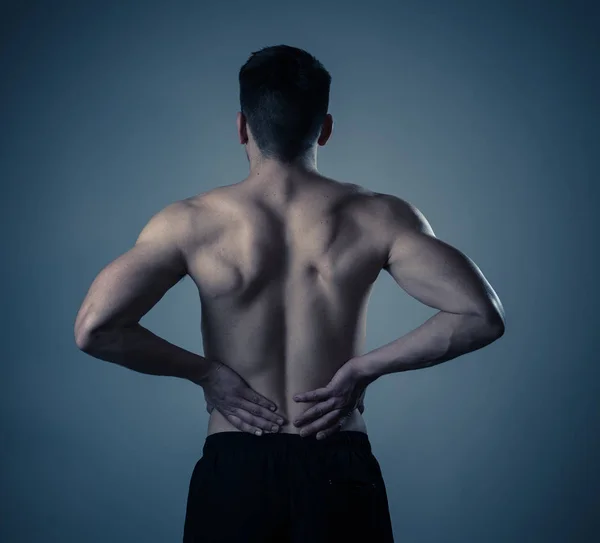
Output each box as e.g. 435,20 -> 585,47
368,192 -> 435,237
319,180 -> 433,236
344,191 -> 438,268
137,196 -> 224,253
178,189 -> 252,244
137,200 -> 192,243
187,184 -> 251,213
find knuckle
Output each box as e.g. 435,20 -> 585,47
267,414 -> 278,425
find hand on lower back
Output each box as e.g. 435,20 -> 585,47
292,358 -> 372,439
197,360 -> 285,435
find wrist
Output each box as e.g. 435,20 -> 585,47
187,357 -> 219,387
349,356 -> 379,385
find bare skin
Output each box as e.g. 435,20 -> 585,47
186,173 -> 390,435
75,111 -> 504,440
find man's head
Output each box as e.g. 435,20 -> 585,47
237,45 -> 333,165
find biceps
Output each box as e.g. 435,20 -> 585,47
385,233 -> 503,320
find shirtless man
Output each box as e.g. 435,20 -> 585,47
74,45 -> 505,543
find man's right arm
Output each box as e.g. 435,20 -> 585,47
355,195 -> 505,381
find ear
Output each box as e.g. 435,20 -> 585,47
317,113 -> 333,146
237,112 -> 248,144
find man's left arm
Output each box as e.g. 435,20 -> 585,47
74,201 -> 286,434
74,201 -> 212,381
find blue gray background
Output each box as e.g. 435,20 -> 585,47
2,1 -> 598,541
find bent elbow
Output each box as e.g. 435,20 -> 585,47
483,310 -> 505,340
491,320 -> 505,339
75,327 -> 94,352
74,317 -> 101,352
477,294 -> 506,339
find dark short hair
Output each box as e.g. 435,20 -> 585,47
239,45 -> 331,163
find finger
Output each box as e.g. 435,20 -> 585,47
237,399 -> 285,426
242,389 -> 278,412
293,387 -> 332,403
232,407 -> 283,433
315,416 -> 348,440
294,397 -> 338,427
298,408 -> 343,438
224,413 -> 265,436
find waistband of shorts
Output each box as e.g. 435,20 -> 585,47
203,430 -> 371,454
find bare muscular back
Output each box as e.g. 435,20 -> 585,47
183,173 -> 389,435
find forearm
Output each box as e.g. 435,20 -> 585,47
356,311 -> 504,381
77,323 -> 211,384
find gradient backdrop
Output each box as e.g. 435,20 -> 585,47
2,1 -> 598,542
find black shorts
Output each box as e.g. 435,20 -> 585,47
183,430 -> 394,542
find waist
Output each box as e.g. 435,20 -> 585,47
207,407 -> 367,437
203,429 -> 372,456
